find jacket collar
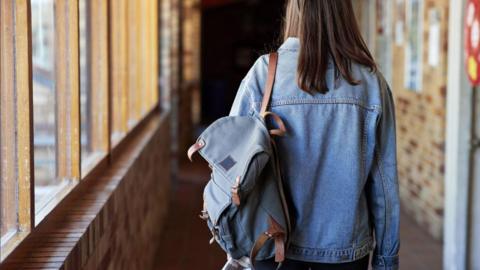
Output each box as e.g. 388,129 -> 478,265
279,37 -> 334,68
279,37 -> 300,52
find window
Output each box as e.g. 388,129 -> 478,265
112,0 -> 159,144
1,0 -> 160,261
31,0 -> 62,216
31,0 -> 82,223
80,0 -> 109,175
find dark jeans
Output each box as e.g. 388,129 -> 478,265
255,255 -> 369,270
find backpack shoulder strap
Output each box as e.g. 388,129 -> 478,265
260,52 -> 279,115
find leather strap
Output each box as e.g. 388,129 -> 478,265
249,53 -> 290,268
269,217 -> 286,262
270,139 -> 291,237
187,139 -> 205,161
260,52 -> 290,237
249,233 -> 271,265
260,53 -> 279,115
261,112 -> 287,137
249,216 -> 286,269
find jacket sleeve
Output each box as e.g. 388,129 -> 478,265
229,78 -> 254,117
367,77 -> 401,270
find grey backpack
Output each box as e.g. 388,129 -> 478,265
187,53 -> 291,267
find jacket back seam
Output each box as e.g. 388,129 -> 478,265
253,98 -> 381,113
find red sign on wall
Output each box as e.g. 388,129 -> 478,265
466,0 -> 480,85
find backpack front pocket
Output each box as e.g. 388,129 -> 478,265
202,174 -> 238,254
203,179 -> 230,226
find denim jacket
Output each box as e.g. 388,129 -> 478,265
229,38 -> 400,270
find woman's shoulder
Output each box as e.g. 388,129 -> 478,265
346,62 -> 392,109
239,54 -> 271,96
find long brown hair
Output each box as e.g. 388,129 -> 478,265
283,0 -> 376,93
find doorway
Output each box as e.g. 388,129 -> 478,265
200,0 -> 285,124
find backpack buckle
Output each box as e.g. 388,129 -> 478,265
210,226 -> 221,244
199,209 -> 209,221
231,176 -> 241,206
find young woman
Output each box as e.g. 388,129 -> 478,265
229,1 -> 400,270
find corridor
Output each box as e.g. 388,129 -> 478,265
0,0 -> 479,269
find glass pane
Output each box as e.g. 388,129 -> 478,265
111,86 -> 126,145
79,0 -> 92,163
31,0 -> 59,212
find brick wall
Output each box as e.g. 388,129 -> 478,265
356,0 -> 448,239
83,115 -> 171,269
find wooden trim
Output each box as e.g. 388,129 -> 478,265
0,0 -> 34,260
120,0 -> 129,132
140,0 -> 148,115
151,0 -> 160,109
89,0 -> 110,154
145,0 -> 152,110
106,0 -> 113,159
127,0 -> 139,126
136,0 -> 144,118
55,0 -> 81,180
15,0 -> 34,232
1,1 -> 18,240
110,0 -> 129,136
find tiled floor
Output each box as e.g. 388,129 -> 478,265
399,213 -> 443,270
154,161 -> 225,270
154,161 -> 443,270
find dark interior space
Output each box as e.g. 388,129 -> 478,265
200,0 -> 286,124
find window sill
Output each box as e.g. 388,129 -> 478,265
1,108 -> 169,268
35,180 -> 78,226
80,151 -> 108,179
0,231 -> 29,262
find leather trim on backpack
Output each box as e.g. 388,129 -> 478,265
249,216 -> 286,266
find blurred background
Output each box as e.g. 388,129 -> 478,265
1,0 -> 478,270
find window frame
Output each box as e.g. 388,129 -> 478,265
34,0 -> 81,224
80,0 -> 110,177
110,0 -> 130,146
1,0 -> 161,261
0,0 -> 34,260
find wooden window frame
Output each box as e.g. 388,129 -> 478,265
115,0 -> 160,141
127,0 -> 140,127
149,0 -> 160,111
34,0 -> 82,224
143,0 -> 159,114
1,0 -> 162,262
110,0 -> 130,146
55,0 -> 81,181
0,0 -> 34,260
81,0 -> 111,177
